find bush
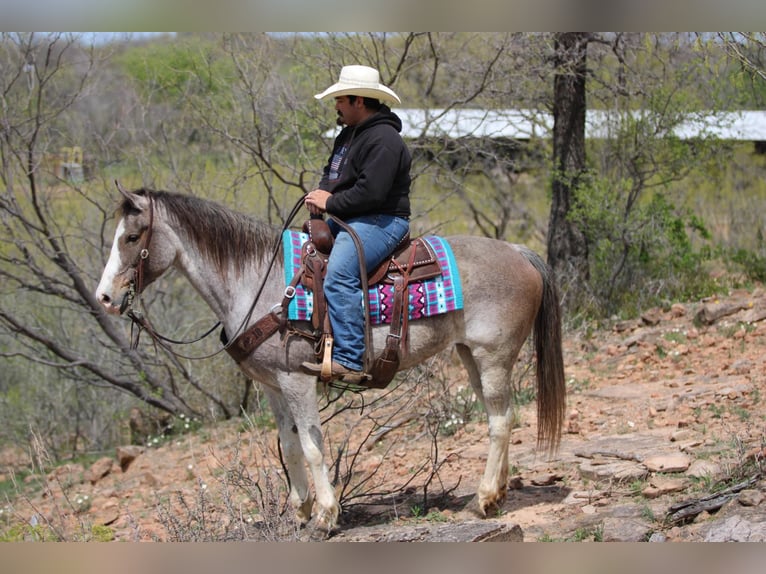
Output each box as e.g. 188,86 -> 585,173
571,175 -> 720,318
728,243 -> 766,284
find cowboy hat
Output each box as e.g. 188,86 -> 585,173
314,65 -> 401,105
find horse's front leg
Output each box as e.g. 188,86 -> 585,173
278,372 -> 340,535
263,388 -> 314,524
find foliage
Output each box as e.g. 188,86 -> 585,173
729,246 -> 766,283
716,33 -> 766,107
91,524 -> 115,542
559,34 -> 746,318
571,173 -> 718,317
116,36 -> 235,105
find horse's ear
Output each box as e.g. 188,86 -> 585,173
115,179 -> 132,200
115,180 -> 147,212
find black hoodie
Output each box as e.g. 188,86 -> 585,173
320,105 -> 411,219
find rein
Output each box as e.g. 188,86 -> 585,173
124,188 -> 307,360
325,214 -> 374,373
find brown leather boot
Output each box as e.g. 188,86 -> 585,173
300,361 -> 367,384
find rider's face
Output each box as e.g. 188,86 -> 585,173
334,95 -> 362,127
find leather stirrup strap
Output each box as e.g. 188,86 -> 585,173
399,243 -> 419,353
388,274 -> 406,350
320,334 -> 334,382
306,249 -> 327,331
387,240 -> 418,354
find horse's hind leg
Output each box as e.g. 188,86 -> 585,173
456,343 -> 514,516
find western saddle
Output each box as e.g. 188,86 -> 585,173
222,217 -> 442,389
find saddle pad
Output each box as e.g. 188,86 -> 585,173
282,230 -> 464,325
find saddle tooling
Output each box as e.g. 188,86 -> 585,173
222,218 -> 443,389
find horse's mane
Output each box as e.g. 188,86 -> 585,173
121,189 -> 282,276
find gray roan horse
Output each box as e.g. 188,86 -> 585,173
95,186 -> 566,535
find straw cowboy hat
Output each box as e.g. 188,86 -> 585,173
314,65 -> 401,105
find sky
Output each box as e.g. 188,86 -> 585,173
78,32 -> 176,45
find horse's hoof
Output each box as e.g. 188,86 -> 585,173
295,493 -> 315,525
300,514 -> 338,541
479,497 -> 505,518
472,492 -> 505,518
302,525 -> 332,541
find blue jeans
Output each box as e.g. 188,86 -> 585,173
325,214 -> 410,371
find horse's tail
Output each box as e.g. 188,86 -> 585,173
519,246 -> 566,454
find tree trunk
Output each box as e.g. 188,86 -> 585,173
547,32 -> 590,299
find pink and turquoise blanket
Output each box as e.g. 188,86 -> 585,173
282,230 -> 463,325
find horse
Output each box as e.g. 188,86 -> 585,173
95,186 -> 566,535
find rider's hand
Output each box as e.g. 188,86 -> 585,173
305,189 -> 331,216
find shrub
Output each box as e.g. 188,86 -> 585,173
571,174 -> 720,318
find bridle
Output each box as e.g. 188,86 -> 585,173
131,188 -> 154,302
117,183 -> 306,360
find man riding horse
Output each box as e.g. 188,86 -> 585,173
300,65 -> 412,384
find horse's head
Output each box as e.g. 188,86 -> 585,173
95,183 -> 176,315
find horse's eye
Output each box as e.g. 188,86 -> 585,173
126,234 -> 140,243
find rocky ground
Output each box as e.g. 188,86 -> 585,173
2,286 -> 766,542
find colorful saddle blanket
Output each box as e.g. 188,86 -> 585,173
282,230 -> 463,325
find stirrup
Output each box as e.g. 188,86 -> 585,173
299,361 -> 371,384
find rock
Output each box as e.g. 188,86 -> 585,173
530,473 -> 563,486
695,301 -> 746,325
563,491 -> 605,505
337,521 -> 523,542
678,440 -> 703,453
703,515 -> 766,542
94,509 -> 120,527
116,445 -> 145,472
46,463 -> 85,485
579,460 -> 648,483
670,304 -> 686,318
641,309 -> 662,326
644,453 -> 691,473
695,510 -> 713,523
508,476 -> 523,490
729,359 -> 752,375
670,429 -> 693,442
741,307 -> 766,324
86,456 -> 114,484
601,516 -> 653,542
600,505 -> 653,542
685,459 -> 721,479
623,334 -> 644,347
613,320 -> 637,333
642,477 -> 688,499
738,490 -> 764,507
